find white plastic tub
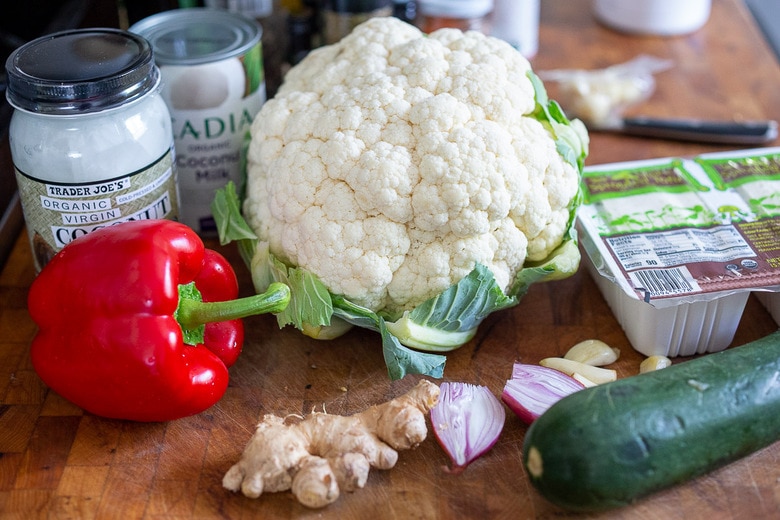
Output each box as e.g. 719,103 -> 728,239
581,235 -> 749,357
756,291 -> 780,326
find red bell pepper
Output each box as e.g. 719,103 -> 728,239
27,219 -> 290,422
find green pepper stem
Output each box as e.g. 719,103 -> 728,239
177,282 -> 291,331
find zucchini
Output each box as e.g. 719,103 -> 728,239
522,330 -> 780,512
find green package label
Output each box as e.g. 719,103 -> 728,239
15,149 -> 179,271
582,160 -> 707,203
696,151 -> 780,218
581,161 -> 714,235
578,148 -> 780,301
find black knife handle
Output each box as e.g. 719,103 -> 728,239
621,117 -> 778,144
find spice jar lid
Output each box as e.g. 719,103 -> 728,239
5,28 -> 159,115
129,8 -> 261,66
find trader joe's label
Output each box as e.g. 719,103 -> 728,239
15,150 -> 178,271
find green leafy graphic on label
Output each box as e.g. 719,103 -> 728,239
582,161 -> 714,235
696,152 -> 780,218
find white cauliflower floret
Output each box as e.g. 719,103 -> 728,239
244,17 -> 581,316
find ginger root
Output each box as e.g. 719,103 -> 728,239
223,379 -> 440,508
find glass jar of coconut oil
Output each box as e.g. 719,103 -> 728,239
5,28 -> 179,271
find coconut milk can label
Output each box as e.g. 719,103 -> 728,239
14,150 -> 178,271
162,47 -> 266,235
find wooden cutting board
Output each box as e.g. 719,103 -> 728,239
2,0 -> 780,518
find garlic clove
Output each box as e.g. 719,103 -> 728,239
640,355 -> 672,373
564,339 -> 620,366
571,372 -> 599,387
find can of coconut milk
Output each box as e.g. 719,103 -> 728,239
131,8 -> 265,235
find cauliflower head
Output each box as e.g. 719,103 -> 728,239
244,17 -> 583,318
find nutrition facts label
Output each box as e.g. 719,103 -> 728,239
606,225 -> 755,271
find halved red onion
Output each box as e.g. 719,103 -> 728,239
501,363 -> 584,424
430,382 -> 506,473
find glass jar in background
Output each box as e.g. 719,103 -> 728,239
491,0 -> 539,58
416,0 -> 493,34
393,0 -> 417,24
322,0 -> 394,45
287,2 -> 318,65
5,28 -> 179,272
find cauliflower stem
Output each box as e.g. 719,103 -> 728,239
382,263 -> 516,352
213,182 -> 579,380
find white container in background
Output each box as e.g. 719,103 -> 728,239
491,0 -> 539,58
5,28 -> 179,272
581,245 -> 750,358
593,0 -> 711,36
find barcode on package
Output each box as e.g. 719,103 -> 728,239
629,267 -> 701,298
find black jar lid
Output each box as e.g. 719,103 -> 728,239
5,28 -> 159,115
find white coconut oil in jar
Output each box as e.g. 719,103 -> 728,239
5,28 -> 179,271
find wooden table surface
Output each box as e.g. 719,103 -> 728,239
2,0 -> 780,518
